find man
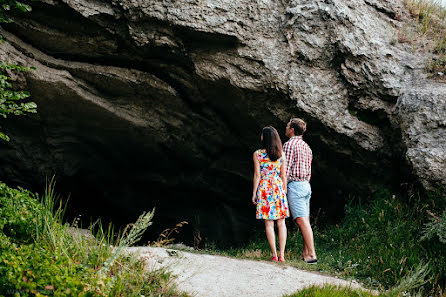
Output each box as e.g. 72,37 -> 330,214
283,118 -> 317,264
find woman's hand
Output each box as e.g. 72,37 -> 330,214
252,194 -> 257,205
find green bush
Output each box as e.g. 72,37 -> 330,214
0,234 -> 93,296
0,181 -> 187,296
0,182 -> 41,243
315,190 -> 445,292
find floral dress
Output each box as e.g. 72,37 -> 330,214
255,149 -> 289,220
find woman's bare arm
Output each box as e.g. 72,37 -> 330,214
252,151 -> 261,205
280,152 -> 287,193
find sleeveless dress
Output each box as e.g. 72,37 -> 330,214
255,149 -> 289,220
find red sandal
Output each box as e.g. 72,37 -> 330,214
272,256 -> 278,261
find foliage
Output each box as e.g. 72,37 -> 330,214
0,182 -> 42,243
284,284 -> 382,297
315,192 -> 434,288
0,0 -> 31,25
0,181 -> 188,296
422,209 -> 446,244
286,263 -> 435,297
0,0 -> 37,141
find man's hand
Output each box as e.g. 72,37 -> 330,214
251,194 -> 257,205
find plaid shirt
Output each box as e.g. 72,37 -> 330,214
283,136 -> 312,182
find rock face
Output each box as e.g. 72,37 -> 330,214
0,0 -> 444,244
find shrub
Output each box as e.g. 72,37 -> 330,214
0,181 -> 187,296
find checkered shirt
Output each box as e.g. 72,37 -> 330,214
283,136 -> 312,182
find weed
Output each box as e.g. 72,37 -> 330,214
153,221 -> 188,247
284,284 -> 383,297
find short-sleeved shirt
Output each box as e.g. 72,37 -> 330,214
283,136 -> 312,182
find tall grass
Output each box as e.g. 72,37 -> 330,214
284,284 -> 378,297
0,180 -> 187,296
401,0 -> 446,76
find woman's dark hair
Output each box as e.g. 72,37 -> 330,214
261,126 -> 283,161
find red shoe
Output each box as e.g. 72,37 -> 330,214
279,256 -> 285,262
272,256 -> 278,261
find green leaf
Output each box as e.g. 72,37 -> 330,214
0,131 -> 10,142
14,2 -> 31,13
0,2 -> 36,143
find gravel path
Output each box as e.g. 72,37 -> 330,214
127,247 -> 370,297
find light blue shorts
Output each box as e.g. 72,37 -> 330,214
287,181 -> 311,220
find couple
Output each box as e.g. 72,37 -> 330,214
251,118 -> 317,264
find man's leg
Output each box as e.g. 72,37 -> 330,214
277,218 -> 287,258
264,220 -> 277,258
296,216 -> 316,260
287,181 -> 307,259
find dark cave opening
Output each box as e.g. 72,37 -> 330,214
0,104 -> 411,248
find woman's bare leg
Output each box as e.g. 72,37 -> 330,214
264,220 -> 277,257
277,218 -> 287,258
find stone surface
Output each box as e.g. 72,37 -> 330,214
0,0 -> 444,244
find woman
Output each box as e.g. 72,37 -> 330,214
252,126 -> 289,262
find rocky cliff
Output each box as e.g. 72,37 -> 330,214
0,0 -> 444,244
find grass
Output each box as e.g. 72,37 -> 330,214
399,0 -> 446,77
204,189 -> 445,296
284,284 -> 379,297
0,180 -> 188,296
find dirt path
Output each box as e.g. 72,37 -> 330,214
127,247 -> 370,297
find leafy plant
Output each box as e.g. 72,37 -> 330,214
0,0 -> 37,141
0,0 -> 31,28
0,181 -> 188,296
422,209 -> 446,244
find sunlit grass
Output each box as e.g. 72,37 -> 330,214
400,0 -> 446,76
284,284 -> 381,297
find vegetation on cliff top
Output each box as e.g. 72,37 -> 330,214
398,0 -> 446,78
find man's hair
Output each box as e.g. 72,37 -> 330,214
261,126 -> 283,161
290,118 -> 307,136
